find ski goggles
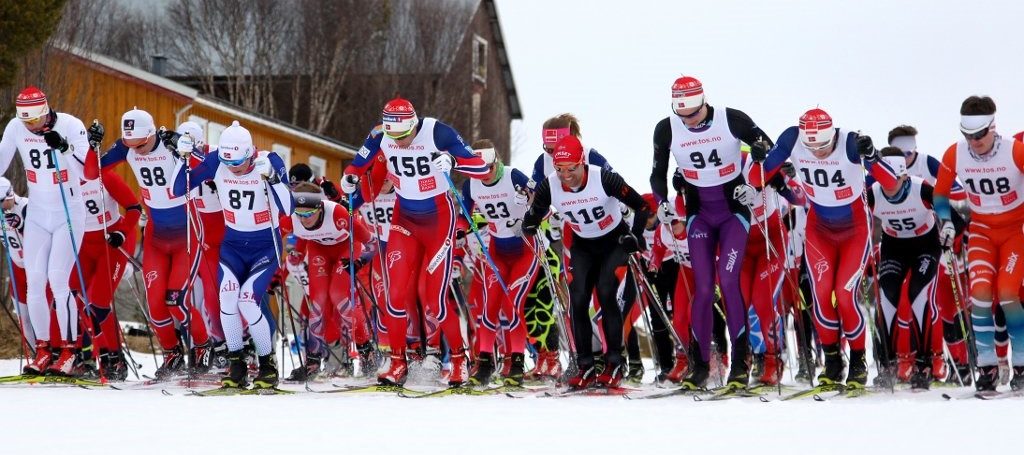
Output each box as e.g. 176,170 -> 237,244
219,154 -> 249,167
383,128 -> 415,140
294,206 -> 321,218
961,126 -> 990,141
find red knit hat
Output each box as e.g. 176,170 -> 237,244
551,135 -> 584,166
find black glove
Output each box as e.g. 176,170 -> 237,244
780,161 -> 796,179
619,233 -> 640,254
106,231 -> 125,248
268,273 -> 283,293
750,139 -> 771,163
320,180 -> 340,201
671,169 -> 685,193
43,131 -> 69,154
88,120 -> 105,150
856,135 -> 877,161
204,180 -> 218,194
342,257 -> 366,272
522,221 -> 539,237
159,128 -> 180,153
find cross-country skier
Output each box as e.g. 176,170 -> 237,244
172,120 -> 294,389
531,113 -> 613,183
0,86 -> 91,375
341,98 -> 489,386
752,108 -> 898,389
933,96 -> 1024,391
648,76 -> 774,389
523,135 -> 652,388
87,108 -> 211,378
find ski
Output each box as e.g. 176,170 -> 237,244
308,384 -> 426,396
693,384 -> 769,401
399,385 -> 498,398
781,383 -> 844,401
973,390 -> 1024,400
240,387 -> 296,396
187,386 -> 247,397
0,375 -> 107,388
542,386 -> 638,398
814,386 -> 871,400
624,385 -> 709,400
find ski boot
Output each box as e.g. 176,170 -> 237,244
624,360 -> 644,385
253,353 -> 279,388
950,363 -> 972,387
356,342 -> 377,377
76,349 -> 99,379
210,341 -> 229,372
909,355 -> 932,390
845,350 -> 868,389
680,342 -> 710,390
873,360 -> 897,389
931,354 -> 948,382
46,346 -> 79,376
998,356 -> 1010,386
1009,366 -> 1024,391
816,344 -> 845,386
448,350 -> 469,386
221,351 -> 248,388
975,365 -> 999,392
596,356 -> 625,388
896,353 -> 914,383
527,349 -> 559,380
498,355 -> 513,379
725,337 -> 750,389
378,350 -> 408,386
100,350 -> 129,382
567,363 -> 596,390
286,354 -> 322,381
758,352 -> 782,386
663,352 -> 689,384
504,353 -> 525,386
469,352 -> 495,386
190,341 -> 212,375
794,351 -> 814,384
750,353 -> 765,383
155,345 -> 186,379
23,341 -> 52,375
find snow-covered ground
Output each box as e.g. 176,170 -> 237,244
0,354 -> 1020,455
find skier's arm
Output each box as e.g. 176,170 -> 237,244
748,126 -> 798,186
523,179 -> 552,230
725,108 -> 773,148
603,169 -> 651,240
104,169 -> 143,235
433,121 -> 488,177
0,121 -> 18,177
932,145 -> 958,222
171,151 -> 218,197
649,118 -> 672,202
62,116 -> 89,176
266,152 -> 294,215
344,130 -> 384,176
850,133 -> 898,191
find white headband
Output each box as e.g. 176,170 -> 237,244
960,114 -> 994,133
889,135 -> 917,154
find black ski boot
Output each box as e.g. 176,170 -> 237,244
816,344 -> 844,385
190,341 -> 212,375
873,360 -> 897,389
795,352 -> 814,384
625,360 -> 644,385
469,352 -> 496,386
951,364 -> 973,387
356,342 -> 377,377
287,354 -> 322,381
975,365 -> 999,392
155,345 -> 186,379
909,356 -> 932,390
76,349 -> 99,380
504,353 -> 526,386
1009,366 -> 1024,391
210,341 -> 229,372
846,350 -> 868,388
253,353 -> 279,388
221,351 -> 248,388
681,341 -> 710,390
100,350 -> 128,382
726,336 -> 751,389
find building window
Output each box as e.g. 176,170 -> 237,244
272,144 -> 292,170
472,34 -> 488,84
308,155 -> 327,179
472,92 -> 481,141
207,122 -> 226,148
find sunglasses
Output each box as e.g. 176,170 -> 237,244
961,127 -> 990,141
219,155 -> 248,167
803,140 -> 832,152
384,128 -> 414,140
294,207 -> 320,218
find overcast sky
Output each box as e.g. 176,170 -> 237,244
495,0 -> 1024,188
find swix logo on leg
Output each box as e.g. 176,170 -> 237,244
145,271 -> 158,288
918,257 -> 931,274
815,260 -> 829,282
387,250 -> 402,269
1006,252 -> 1019,274
724,248 -> 738,272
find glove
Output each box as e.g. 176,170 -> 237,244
159,128 -> 180,153
939,220 -> 955,248
780,161 -> 796,178
733,183 -> 757,207
750,139 -> 771,163
431,152 -> 454,174
204,180 -> 218,194
508,218 -> 524,236
454,229 -> 467,249
268,272 -> 284,293
320,180 -> 340,201
856,135 -> 877,161
43,131 -> 69,154
619,234 -> 640,254
341,174 -> 360,195
513,187 -> 529,206
342,257 -> 366,272
522,221 -> 539,237
106,231 -> 125,248
657,202 -> 676,224
176,133 -> 195,158
88,120 -> 105,150
254,159 -> 279,184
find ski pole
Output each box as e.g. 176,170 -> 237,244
0,207 -> 32,364
439,170 -> 510,295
